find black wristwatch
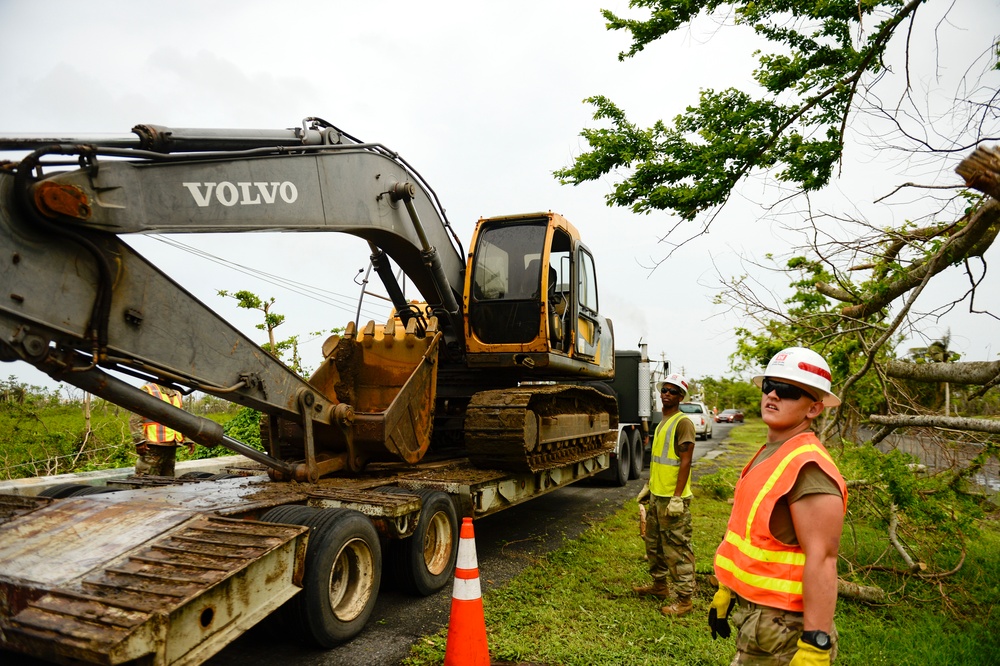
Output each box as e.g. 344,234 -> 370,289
800,630 -> 832,650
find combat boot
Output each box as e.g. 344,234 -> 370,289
660,596 -> 693,616
632,580 -> 670,599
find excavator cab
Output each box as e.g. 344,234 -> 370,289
463,212 -> 613,380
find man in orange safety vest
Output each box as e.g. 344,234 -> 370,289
708,347 -> 847,665
130,383 -> 192,476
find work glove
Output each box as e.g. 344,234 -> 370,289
638,503 -> 647,536
789,639 -> 831,665
666,495 -> 685,516
707,581 -> 735,640
636,482 -> 650,504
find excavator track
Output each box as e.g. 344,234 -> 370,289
463,385 -> 618,472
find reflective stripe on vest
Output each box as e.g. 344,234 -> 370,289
141,384 -> 184,443
713,432 -> 847,612
649,411 -> 692,498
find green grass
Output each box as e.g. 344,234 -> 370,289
0,399 -> 238,479
404,418 -> 1000,665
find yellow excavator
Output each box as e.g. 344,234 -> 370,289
0,118 -> 617,481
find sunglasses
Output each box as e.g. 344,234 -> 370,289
761,378 -> 817,402
660,387 -> 684,396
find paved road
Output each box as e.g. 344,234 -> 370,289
2,421 -> 742,666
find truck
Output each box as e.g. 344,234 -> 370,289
0,119 -> 653,665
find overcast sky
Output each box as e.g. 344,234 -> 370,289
1,0 -> 997,396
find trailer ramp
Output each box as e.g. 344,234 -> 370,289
0,497 -> 307,666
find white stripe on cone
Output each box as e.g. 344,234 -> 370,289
451,576 -> 482,601
456,538 -> 479,570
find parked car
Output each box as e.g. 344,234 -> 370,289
679,401 -> 713,440
715,409 -> 745,423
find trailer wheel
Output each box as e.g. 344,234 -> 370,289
67,485 -> 121,496
303,509 -> 381,646
259,504 -> 314,526
628,429 -> 644,480
396,490 -> 458,596
611,430 -> 630,487
179,471 -> 215,479
259,506 -> 382,646
373,487 -> 458,595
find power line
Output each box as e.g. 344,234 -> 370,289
147,235 -> 393,323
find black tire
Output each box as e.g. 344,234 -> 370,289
38,483 -> 89,498
67,485 -> 121,496
300,509 -> 381,646
373,486 -> 414,591
391,490 -> 459,596
706,428 -> 713,440
628,429 -> 644,480
179,471 -> 215,479
260,504 -> 316,525
259,505 -> 382,646
610,430 -> 630,487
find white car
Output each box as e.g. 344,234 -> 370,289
679,401 -> 713,441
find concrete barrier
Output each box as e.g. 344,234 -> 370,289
0,455 -> 252,496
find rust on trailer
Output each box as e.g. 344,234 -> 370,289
0,494 -> 52,524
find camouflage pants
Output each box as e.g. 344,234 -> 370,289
642,495 -> 695,597
730,599 -> 838,665
135,443 -> 178,477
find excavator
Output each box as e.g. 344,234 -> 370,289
0,117 -> 617,482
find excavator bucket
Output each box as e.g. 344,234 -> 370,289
306,316 -> 441,467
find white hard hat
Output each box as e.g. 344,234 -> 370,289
657,373 -> 689,394
752,347 -> 841,407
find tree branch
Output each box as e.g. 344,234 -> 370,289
868,414 -> 1000,434
884,359 -> 1000,384
837,578 -> 887,603
888,503 -> 925,573
840,199 -> 1000,318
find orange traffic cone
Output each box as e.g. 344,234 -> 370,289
444,517 -> 489,665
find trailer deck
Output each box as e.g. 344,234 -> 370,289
0,452 -> 609,665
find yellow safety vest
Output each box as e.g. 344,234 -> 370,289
141,384 -> 184,443
649,411 -> 693,498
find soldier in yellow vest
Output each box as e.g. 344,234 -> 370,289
708,347 -> 847,665
633,372 -> 697,616
130,383 -> 191,476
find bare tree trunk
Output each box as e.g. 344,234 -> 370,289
956,145 -> 1000,199
84,391 -> 92,436
884,359 -> 1000,384
869,414 -> 1000,434
74,392 -> 93,467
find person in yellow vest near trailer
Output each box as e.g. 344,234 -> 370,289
633,372 -> 697,616
708,347 -> 847,665
129,383 -> 192,476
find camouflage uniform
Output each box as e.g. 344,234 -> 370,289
134,443 -> 178,477
643,494 -> 695,597
730,598 -> 839,665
